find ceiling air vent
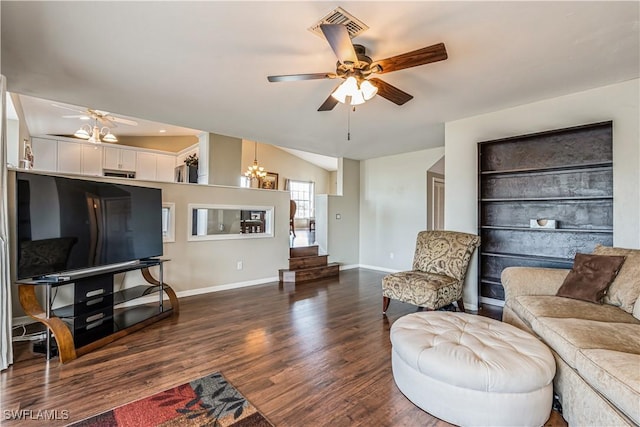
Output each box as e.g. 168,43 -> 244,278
308,7 -> 369,39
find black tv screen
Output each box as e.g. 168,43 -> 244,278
16,172 -> 163,279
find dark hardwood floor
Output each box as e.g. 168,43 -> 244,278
2,269 -> 566,426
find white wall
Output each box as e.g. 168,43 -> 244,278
6,119 -> 19,168
327,158 -> 360,266
157,182 -> 290,292
445,79 -> 640,310
359,147 -> 445,271
7,93 -> 30,168
209,133 -> 242,187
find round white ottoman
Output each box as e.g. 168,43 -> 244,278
390,312 -> 555,427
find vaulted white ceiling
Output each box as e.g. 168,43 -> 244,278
2,2 -> 638,160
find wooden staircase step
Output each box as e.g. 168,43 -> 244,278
279,263 -> 340,284
290,245 -> 319,258
289,255 -> 328,270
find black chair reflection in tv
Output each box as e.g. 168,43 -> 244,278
18,237 -> 78,279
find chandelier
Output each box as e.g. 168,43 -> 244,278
245,141 -> 267,180
74,120 -> 117,144
331,76 -> 378,106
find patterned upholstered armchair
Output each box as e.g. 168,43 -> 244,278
382,230 -> 480,313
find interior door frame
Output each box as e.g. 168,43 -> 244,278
427,171 -> 445,230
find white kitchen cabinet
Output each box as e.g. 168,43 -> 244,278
104,146 -> 136,171
30,137 -> 58,172
135,151 -> 157,181
156,154 -> 176,182
81,144 -> 103,176
103,147 -> 119,170
57,141 -> 82,174
120,149 -> 137,171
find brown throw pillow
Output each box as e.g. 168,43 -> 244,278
557,253 -> 626,303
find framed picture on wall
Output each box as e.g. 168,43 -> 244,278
260,172 -> 278,190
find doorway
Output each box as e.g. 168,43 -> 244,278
427,156 -> 445,230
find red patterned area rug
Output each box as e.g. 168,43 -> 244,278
68,372 -> 273,427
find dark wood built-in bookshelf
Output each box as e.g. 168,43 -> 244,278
477,121 -> 614,302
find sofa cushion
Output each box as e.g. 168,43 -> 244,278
508,295 -> 639,330
593,245 -> 640,313
532,317 -> 640,367
575,349 -> 640,425
556,253 -> 626,303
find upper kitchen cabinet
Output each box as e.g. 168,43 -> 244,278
28,137 -> 178,183
56,140 -> 82,174
81,144 -> 103,176
136,152 -> 178,182
104,146 -> 136,172
30,137 -> 58,172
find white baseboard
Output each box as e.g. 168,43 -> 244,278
176,276 -> 279,298
339,264 -> 359,271
357,264 -> 400,273
119,276 -> 280,307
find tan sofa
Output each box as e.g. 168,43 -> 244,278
501,245 -> 640,426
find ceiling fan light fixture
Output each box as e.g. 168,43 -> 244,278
102,131 -> 118,143
361,80 -> 378,100
350,90 -> 366,106
331,90 -> 348,104
332,76 -> 362,104
76,123 -> 118,144
74,125 -> 91,139
88,125 -> 102,143
331,76 -> 354,103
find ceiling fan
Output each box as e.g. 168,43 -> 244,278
52,103 -> 138,127
267,24 -> 447,111
52,103 -> 138,143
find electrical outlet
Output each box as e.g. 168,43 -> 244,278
336,213 -> 341,220
236,261 -> 243,270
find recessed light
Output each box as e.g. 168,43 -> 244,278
159,129 -> 167,133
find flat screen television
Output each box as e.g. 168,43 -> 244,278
15,172 -> 163,279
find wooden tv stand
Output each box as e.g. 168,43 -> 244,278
17,259 -> 178,363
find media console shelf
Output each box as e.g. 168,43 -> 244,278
17,259 -> 178,363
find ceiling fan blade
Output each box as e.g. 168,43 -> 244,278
62,114 -> 88,119
268,73 -> 336,83
369,78 -> 413,105
109,116 -> 138,126
373,43 -> 447,74
99,117 -> 117,128
51,103 -> 86,113
320,24 -> 358,65
318,93 -> 339,112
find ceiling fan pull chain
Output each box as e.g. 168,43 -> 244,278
347,105 -> 352,141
